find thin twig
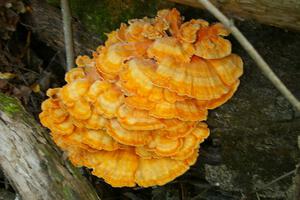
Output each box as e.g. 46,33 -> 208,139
253,167 -> 298,193
198,0 -> 300,112
61,0 -> 74,71
256,193 -> 261,200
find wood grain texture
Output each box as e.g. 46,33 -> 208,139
168,0 -> 300,31
0,93 -> 100,200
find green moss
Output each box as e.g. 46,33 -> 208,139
72,0 -> 174,40
0,93 -> 37,126
47,0 -> 60,7
48,0 -> 174,41
62,185 -> 81,200
46,0 -> 214,43
0,93 -> 23,116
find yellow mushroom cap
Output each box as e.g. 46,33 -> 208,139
107,119 -> 152,146
116,104 -> 165,131
195,23 -> 231,59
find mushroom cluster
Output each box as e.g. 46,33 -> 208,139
39,8 -> 243,187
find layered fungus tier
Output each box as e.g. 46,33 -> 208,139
39,8 -> 243,187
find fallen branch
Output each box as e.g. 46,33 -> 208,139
253,166 -> 298,193
168,0 -> 300,32
197,0 -> 300,112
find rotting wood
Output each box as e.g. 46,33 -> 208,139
168,0 -> 300,32
27,0 -> 101,57
0,93 -> 100,200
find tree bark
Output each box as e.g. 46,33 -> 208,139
27,0 -> 101,57
167,0 -> 300,32
0,93 -> 100,200
26,0 -> 300,63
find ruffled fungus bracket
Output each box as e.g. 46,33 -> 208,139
197,0 -> 300,112
40,8 -> 243,187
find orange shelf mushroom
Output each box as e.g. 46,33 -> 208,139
39,8 -> 243,187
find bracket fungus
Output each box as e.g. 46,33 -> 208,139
40,8 -> 243,187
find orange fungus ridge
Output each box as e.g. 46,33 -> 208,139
39,8 -> 243,187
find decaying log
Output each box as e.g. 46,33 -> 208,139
0,93 -> 100,200
168,0 -> 300,32
27,0 -> 101,56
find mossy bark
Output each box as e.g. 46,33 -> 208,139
0,93 -> 100,200
27,0 -> 174,57
46,0 -> 174,41
168,0 -> 300,32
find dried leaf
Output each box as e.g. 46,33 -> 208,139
0,72 -> 16,79
30,83 -> 40,93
